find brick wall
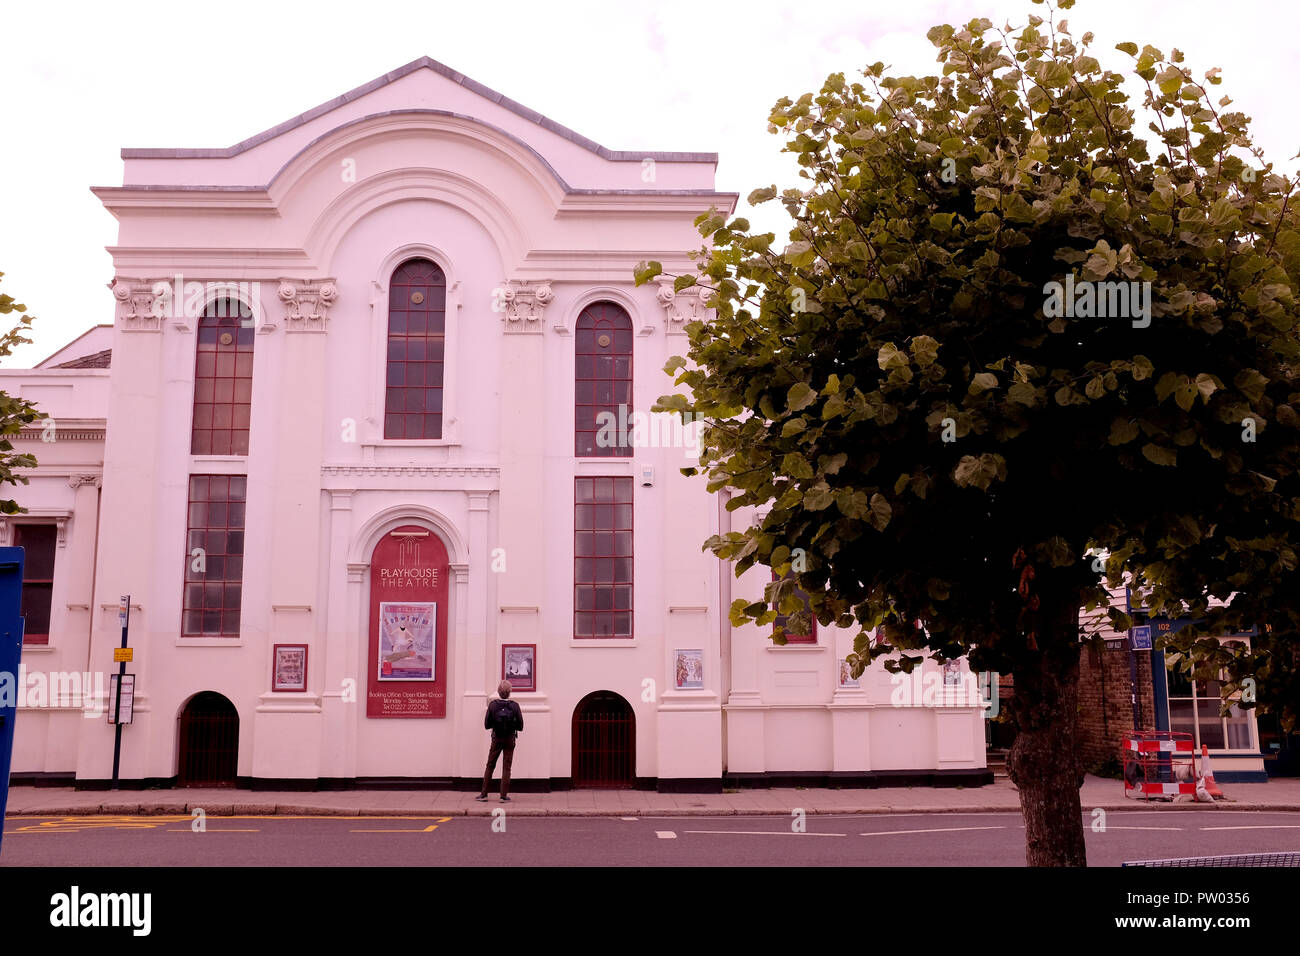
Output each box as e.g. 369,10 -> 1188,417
1076,639 -> 1157,770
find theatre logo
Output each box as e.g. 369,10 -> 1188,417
49,886 -> 151,936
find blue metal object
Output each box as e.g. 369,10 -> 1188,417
0,545 -> 25,859
1130,625 -> 1153,650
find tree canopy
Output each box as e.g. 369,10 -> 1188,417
0,272 -> 42,514
638,0 -> 1300,864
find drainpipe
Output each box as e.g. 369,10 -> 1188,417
718,488 -> 731,772
84,482 -> 103,674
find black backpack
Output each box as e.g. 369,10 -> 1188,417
490,700 -> 516,737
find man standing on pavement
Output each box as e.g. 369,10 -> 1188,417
478,681 -> 523,802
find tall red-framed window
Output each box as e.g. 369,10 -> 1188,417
384,258 -> 447,439
772,570 -> 817,644
183,475 -> 246,637
575,302 -> 633,457
574,477 -> 633,638
192,298 -> 255,456
15,523 -> 56,645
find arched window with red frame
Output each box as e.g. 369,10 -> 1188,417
384,258 -> 447,440
772,570 -> 817,644
575,302 -> 632,457
191,298 -> 255,456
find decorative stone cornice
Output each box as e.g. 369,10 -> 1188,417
0,513 -> 70,547
276,278 -> 339,332
497,280 -> 553,333
15,421 -> 106,442
656,279 -> 710,334
322,465 -> 500,478
68,475 -> 102,490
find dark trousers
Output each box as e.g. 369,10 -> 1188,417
481,736 -> 516,797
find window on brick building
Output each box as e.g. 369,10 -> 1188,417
772,570 -> 816,644
1166,640 -> 1254,750
15,523 -> 56,644
183,475 -> 246,637
575,302 -> 632,457
384,258 -> 446,439
574,477 -> 633,638
192,298 -> 255,456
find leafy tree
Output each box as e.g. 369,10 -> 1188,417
0,272 -> 44,514
638,0 -> 1300,865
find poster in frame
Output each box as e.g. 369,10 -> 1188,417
272,644 -> 308,693
837,659 -> 860,688
378,602 -> 437,681
502,644 -> 536,692
674,648 -> 704,689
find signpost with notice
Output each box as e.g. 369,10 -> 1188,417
110,594 -> 131,790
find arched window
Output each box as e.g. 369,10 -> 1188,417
385,258 -> 447,439
575,302 -> 632,457
191,297 -> 254,456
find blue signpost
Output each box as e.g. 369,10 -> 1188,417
0,546 -> 26,859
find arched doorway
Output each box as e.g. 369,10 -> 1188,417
177,692 -> 239,787
572,691 -> 635,788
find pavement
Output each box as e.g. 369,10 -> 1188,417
7,774 -> 1300,817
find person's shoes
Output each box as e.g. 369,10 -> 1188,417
500,796 -> 511,802
475,794 -> 488,801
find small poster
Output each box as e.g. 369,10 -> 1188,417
942,660 -> 963,687
272,644 -> 308,693
108,673 -> 135,724
378,602 -> 436,681
674,649 -> 704,689
838,660 -> 860,688
502,644 -> 536,692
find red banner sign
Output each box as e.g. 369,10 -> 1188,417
367,525 -> 449,718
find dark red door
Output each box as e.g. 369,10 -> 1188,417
177,692 -> 239,787
572,691 -> 635,788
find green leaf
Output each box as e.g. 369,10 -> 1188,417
868,494 -> 892,530
1141,443 -> 1178,466
781,452 -> 815,480
633,260 -> 662,285
787,382 -> 818,412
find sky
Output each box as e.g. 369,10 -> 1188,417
2,0 -> 1298,367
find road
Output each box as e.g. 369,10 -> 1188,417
4,809 -> 1300,866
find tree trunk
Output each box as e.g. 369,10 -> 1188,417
1006,582 -> 1087,867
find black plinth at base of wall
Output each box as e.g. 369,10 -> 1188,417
724,768 -> 995,789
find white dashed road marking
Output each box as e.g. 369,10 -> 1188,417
656,830 -> 677,839
860,825 -> 1007,837
685,830 -> 846,837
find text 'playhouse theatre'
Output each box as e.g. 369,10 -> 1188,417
3,57 -> 993,791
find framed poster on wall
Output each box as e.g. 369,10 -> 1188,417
674,649 -> 704,689
367,525 -> 449,718
378,602 -> 436,681
272,643 -> 308,692
502,644 -> 536,692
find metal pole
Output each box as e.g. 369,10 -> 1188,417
111,595 -> 128,790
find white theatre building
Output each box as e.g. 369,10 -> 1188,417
4,58 -> 989,791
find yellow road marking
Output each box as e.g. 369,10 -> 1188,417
351,823 -> 445,832
5,814 -> 456,833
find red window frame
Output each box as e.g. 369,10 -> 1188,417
772,570 -> 817,644
575,302 -> 633,457
182,474 -> 246,637
191,298 -> 255,456
15,523 -> 56,644
384,258 -> 447,439
574,477 -> 633,638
